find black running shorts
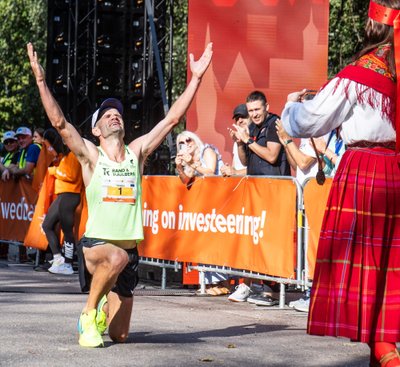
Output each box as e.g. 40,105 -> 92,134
77,236 -> 139,298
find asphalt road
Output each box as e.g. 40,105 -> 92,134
0,261 -> 371,367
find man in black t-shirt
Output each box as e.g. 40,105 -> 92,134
234,91 -> 289,176
230,91 -> 289,308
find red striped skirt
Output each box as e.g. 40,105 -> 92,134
307,146 -> 400,342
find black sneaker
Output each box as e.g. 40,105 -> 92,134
247,294 -> 279,306
34,261 -> 52,272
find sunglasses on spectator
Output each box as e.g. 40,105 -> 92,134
178,137 -> 193,145
17,135 -> 29,140
4,140 -> 17,145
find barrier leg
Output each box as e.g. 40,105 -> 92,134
279,283 -> 286,309
302,269 -> 307,292
161,267 -> 167,290
199,270 -> 206,294
35,249 -> 40,267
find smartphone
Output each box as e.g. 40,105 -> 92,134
179,143 -> 187,153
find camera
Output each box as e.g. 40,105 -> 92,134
301,89 -> 317,101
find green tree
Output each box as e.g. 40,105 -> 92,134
170,0 -> 188,100
167,0 -> 188,133
0,0 -> 47,132
328,0 -> 369,77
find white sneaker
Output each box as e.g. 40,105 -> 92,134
49,258 -> 74,275
228,283 -> 251,302
289,297 -> 306,308
293,298 -> 310,312
48,256 -> 64,267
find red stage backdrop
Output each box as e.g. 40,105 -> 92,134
186,0 -> 329,162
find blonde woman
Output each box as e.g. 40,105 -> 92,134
175,131 -> 222,185
175,131 -> 229,295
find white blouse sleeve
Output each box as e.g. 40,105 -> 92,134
281,77 -> 355,138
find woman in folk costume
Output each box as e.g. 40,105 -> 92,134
281,1 -> 400,366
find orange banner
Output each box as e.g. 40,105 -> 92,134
24,172 -> 87,250
24,172 -> 56,250
0,178 -> 38,242
139,176 -> 297,278
303,177 -> 332,279
19,175 -> 298,278
186,0 -> 329,163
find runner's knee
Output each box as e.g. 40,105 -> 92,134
108,250 -> 129,273
109,331 -> 129,343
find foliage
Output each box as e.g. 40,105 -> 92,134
168,0 -> 188,133
328,0 -> 369,77
0,0 -> 47,133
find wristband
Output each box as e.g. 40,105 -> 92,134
284,139 -> 293,146
246,138 -> 255,145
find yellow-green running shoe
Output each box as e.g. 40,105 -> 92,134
96,295 -> 108,335
77,309 -> 104,347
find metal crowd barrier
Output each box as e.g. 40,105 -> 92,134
139,257 -> 181,289
0,175 -> 328,307
187,175 -> 305,309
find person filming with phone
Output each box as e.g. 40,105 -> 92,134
175,131 -> 223,186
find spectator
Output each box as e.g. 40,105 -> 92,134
0,131 -> 19,181
222,104 -> 271,302
33,127 -> 45,146
221,104 -> 250,177
281,1 -> 400,364
276,122 -> 319,182
175,131 -> 223,185
228,91 -> 289,306
8,126 -> 41,180
311,129 -> 346,177
276,121 -> 346,312
175,131 -> 229,296
42,128 -> 83,275
233,90 -> 290,176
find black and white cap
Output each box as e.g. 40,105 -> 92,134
91,98 -> 123,128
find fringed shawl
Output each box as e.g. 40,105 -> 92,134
329,45 -> 396,129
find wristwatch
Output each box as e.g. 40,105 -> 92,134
246,138 -> 255,145
284,139 -> 293,146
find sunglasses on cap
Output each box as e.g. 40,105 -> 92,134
178,137 -> 192,145
4,140 -> 17,145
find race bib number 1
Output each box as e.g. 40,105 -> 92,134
102,177 -> 136,204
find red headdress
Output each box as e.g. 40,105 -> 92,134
369,0 -> 400,25
369,1 -> 400,150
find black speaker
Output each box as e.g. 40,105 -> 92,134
46,0 -> 172,167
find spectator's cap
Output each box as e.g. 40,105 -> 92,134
91,98 -> 123,128
232,104 -> 248,119
15,127 -> 32,137
2,131 -> 17,143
